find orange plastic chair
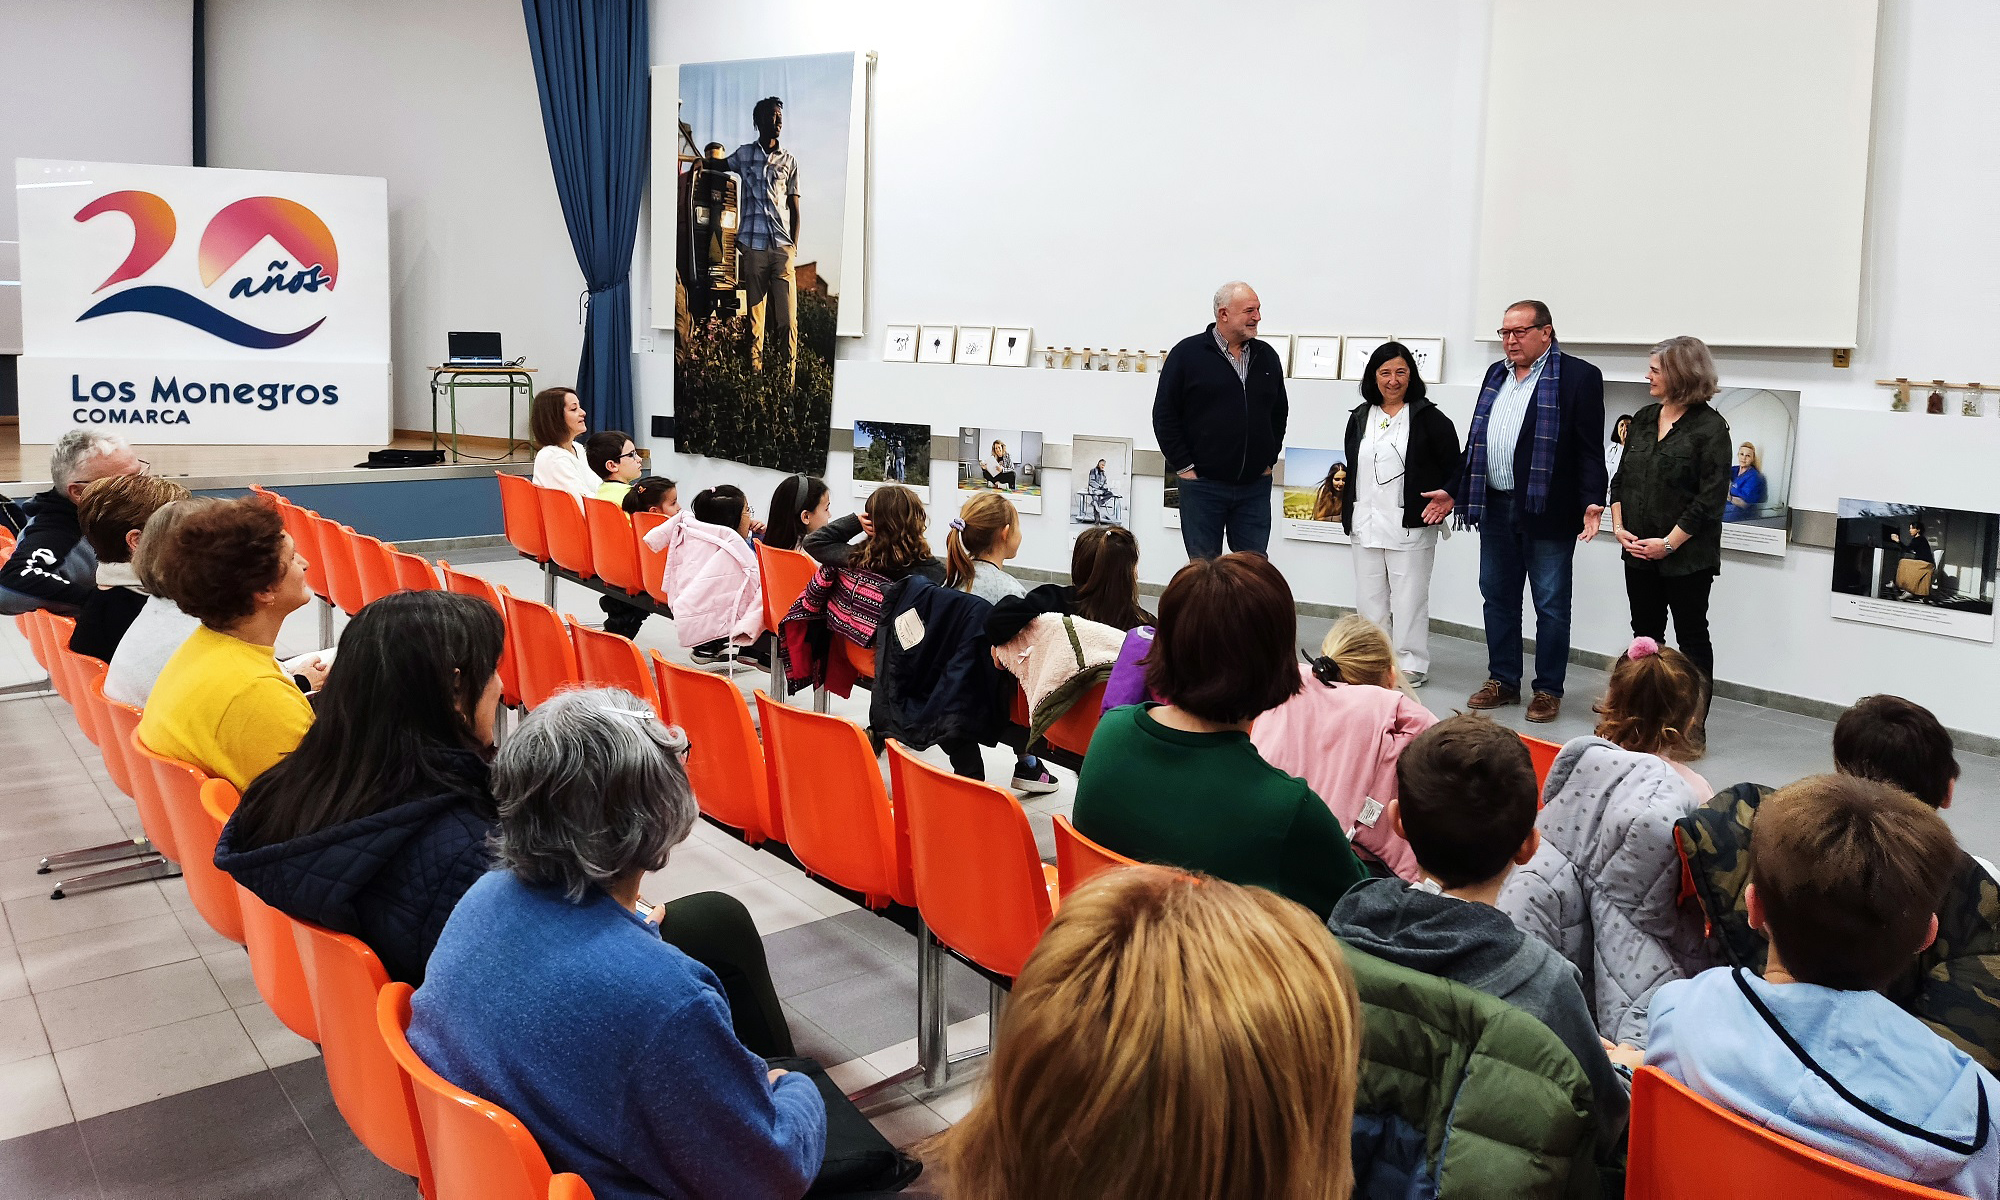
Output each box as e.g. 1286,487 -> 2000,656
1051,814 -> 1140,899
534,485 -> 594,581
393,550 -> 440,592
82,670 -> 131,796
313,515 -> 369,617
234,880 -> 319,1044
353,533 -> 402,607
652,652 -> 776,843
1041,680 -> 1108,760
58,645 -> 107,749
583,496 -> 644,597
17,609 -> 50,671
569,621 -> 659,713
1626,1065 -> 1964,1199
754,542 -> 818,639
46,615 -> 80,708
495,472 -> 550,564
548,1175 -> 594,1200
131,734 -> 244,943
278,501 -> 334,607
631,511 -> 672,608
378,982 -> 567,1200
439,563 -> 521,710
1521,733 -> 1562,798
887,740 -> 1058,981
294,920 -> 430,1189
755,690 -> 911,908
843,637 -> 876,685
501,592 -> 580,710
102,692 -> 176,861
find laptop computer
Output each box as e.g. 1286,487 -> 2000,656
446,331 -> 503,366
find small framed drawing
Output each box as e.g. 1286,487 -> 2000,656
955,326 -> 994,365
918,325 -> 956,364
1397,337 -> 1444,384
1292,335 -> 1342,380
882,325 -> 918,363
1259,333 -> 1292,376
1341,335 -> 1389,381
992,327 -> 1032,367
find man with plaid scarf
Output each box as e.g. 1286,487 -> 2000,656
1436,300 -> 1606,723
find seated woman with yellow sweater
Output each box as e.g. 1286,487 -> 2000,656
138,496 -> 316,791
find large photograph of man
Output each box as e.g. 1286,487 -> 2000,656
675,52 -> 859,474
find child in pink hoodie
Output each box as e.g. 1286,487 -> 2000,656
645,485 -> 767,663
1251,615 -> 1437,881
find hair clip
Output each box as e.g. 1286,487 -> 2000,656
1304,650 -> 1344,687
949,517 -> 967,531
597,705 -> 654,720
1627,636 -> 1661,660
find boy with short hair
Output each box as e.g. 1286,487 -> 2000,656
586,430 -> 642,506
1327,713 -> 1631,1147
1649,775 -> 1999,1197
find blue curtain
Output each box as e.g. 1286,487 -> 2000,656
521,0 -> 649,434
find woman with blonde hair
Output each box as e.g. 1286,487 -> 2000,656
943,490 -> 1025,604
939,865 -> 1362,1200
1608,334 -> 1731,724
1724,440 -> 1766,523
1253,614 -> 1439,881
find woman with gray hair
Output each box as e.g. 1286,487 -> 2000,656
406,689 -> 913,1199
1608,335 -> 1732,724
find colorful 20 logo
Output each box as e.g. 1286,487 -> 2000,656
72,191 -> 339,350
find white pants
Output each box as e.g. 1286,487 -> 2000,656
1352,542 -> 1436,675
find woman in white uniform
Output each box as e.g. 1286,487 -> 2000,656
1338,342 -> 1462,687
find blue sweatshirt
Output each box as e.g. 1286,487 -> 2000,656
1649,967 -> 1999,1199
409,872 -> 826,1200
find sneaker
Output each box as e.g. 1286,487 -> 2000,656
690,639 -> 732,665
1011,760 -> 1060,796
1405,671 -> 1428,689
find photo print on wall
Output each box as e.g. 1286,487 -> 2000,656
1830,498 -> 1998,643
853,420 -> 933,502
672,51 -> 864,474
1070,435 -> 1134,530
1281,445 -> 1350,544
958,427 -> 1044,515
1602,382 -> 1799,557
1162,471 -> 1180,529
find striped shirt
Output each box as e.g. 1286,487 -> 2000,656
1484,346 -> 1551,492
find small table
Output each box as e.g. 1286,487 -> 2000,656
428,366 -> 536,462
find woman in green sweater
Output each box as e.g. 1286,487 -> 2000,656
1073,553 -> 1367,918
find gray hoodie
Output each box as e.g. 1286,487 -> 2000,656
1330,875 -> 1630,1151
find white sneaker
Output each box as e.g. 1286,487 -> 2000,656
1405,671 -> 1428,688
1011,762 -> 1060,796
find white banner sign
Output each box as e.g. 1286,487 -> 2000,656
16,158 -> 390,445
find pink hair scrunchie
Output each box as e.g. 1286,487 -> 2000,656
1628,636 -> 1661,659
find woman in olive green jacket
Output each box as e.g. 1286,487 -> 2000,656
1608,336 -> 1731,714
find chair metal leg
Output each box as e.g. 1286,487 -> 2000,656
767,657 -> 784,706
50,854 -> 179,900
39,837 -> 152,874
812,685 -> 830,714
987,979 -> 1006,1052
542,564 -> 557,607
848,921 -> 957,1109
317,596 -> 334,648
0,676 -> 54,700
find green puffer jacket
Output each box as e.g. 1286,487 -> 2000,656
1343,943 -> 1606,1200
1675,782 -> 2000,1074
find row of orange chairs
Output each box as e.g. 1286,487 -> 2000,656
495,472 -> 671,610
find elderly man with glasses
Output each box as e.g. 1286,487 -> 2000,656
0,430 -> 146,615
1442,300 -> 1605,723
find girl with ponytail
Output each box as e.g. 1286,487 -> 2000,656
1594,636 -> 1711,800
944,491 -> 1027,603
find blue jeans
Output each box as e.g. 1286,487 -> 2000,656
1177,475 -> 1273,559
1477,489 -> 1575,696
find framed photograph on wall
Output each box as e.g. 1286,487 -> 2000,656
882,325 -> 918,363
958,427 -> 1044,514
992,327 -> 1032,367
1830,498 -> 1998,643
1259,333 -> 1292,375
955,326 -> 993,365
1341,336 -> 1389,381
1280,445 -> 1351,544
1070,435 -> 1134,529
852,420 -> 933,502
918,325 -> 956,364
1292,335 -> 1343,380
1397,337 -> 1445,384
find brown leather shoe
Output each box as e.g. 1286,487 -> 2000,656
1466,680 -> 1520,710
1526,692 -> 1562,723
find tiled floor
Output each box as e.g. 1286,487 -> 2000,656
0,545 -> 1994,1197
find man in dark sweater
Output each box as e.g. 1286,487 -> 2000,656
1151,281 -> 1287,559
0,430 -> 144,616
1328,714 -> 1633,1152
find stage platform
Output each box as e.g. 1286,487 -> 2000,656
0,426 -> 532,545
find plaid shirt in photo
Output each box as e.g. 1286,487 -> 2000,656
724,140 -> 798,251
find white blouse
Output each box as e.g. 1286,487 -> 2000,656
1352,405 -> 1435,552
533,442 -> 594,505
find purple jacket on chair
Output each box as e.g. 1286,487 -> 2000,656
1101,626 -> 1157,712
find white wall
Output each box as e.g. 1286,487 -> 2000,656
205,0 -> 583,436
0,0 -> 193,354
641,0 -> 2000,739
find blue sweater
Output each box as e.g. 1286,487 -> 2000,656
409,872 -> 826,1200
1650,967 -> 1999,1199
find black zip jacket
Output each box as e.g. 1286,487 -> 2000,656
1339,396 -> 1464,535
1152,325 -> 1288,484
0,488 -> 96,615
